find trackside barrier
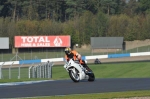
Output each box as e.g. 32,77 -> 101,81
29,61 -> 54,79
130,52 -> 150,57
85,55 -> 108,60
19,59 -> 41,64
41,58 -> 64,63
0,62 -> 5,79
108,53 -> 130,58
0,61 -> 19,66
9,62 -> 14,79
0,52 -> 150,66
0,52 -> 149,79
18,63 -> 24,79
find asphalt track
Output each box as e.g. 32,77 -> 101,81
0,78 -> 150,98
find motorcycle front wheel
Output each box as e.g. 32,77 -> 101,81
69,68 -> 80,82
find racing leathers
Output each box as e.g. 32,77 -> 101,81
65,50 -> 91,72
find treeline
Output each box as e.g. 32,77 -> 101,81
0,0 -> 150,47
0,0 -> 128,21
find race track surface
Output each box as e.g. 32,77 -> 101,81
0,78 -> 150,98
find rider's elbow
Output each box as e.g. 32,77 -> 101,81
77,54 -> 81,59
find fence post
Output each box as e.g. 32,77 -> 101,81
48,61 -> 54,78
28,63 -> 34,79
0,62 -> 5,79
18,62 -> 24,79
44,63 -> 47,78
9,62 -> 14,79
28,66 -> 32,79
50,62 -> 52,78
33,64 -> 39,78
47,62 -> 50,78
39,64 -> 41,78
37,64 -> 40,78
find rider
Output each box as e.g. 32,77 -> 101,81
64,47 -> 91,73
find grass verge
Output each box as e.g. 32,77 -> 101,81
25,90 -> 150,99
0,61 -> 150,82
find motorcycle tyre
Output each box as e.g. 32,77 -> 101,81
88,72 -> 95,82
69,69 -> 80,82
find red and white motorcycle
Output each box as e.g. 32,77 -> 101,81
64,59 -> 95,82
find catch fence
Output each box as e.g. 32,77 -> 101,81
29,61 -> 53,79
0,61 -> 53,79
0,40 -> 150,62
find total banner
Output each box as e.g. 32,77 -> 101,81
15,36 -> 70,48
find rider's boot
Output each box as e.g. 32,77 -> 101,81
83,64 -> 91,74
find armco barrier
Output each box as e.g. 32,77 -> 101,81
0,61 -> 19,66
19,59 -> 41,64
130,52 -> 150,57
0,52 -> 150,66
86,55 -> 108,60
81,56 -> 86,60
63,56 -> 86,61
108,53 -> 130,58
41,58 -> 64,63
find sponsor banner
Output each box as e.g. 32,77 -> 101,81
15,36 -> 70,48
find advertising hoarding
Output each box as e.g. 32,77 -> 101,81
15,36 -> 70,48
91,37 -> 123,49
0,37 -> 9,49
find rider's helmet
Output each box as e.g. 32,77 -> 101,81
65,47 -> 71,55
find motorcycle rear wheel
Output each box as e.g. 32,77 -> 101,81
69,68 -> 80,82
88,72 -> 95,81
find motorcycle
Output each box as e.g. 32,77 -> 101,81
64,59 -> 95,82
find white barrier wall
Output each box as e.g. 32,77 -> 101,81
130,52 -> 150,57
41,58 -> 64,63
86,55 -> 108,60
0,61 -> 19,66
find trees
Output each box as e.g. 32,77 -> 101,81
0,0 -> 11,17
138,0 -> 150,14
0,0 -> 135,21
123,0 -> 139,17
93,11 -> 108,37
0,0 -> 5,16
100,0 -> 117,15
65,0 -> 87,19
1,0 -> 150,46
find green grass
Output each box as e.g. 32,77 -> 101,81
1,61 -> 150,83
24,90 -> 150,99
52,62 -> 150,79
2,68 -> 28,79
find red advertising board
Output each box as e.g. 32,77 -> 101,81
14,36 -> 70,48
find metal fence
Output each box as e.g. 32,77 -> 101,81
0,48 -> 65,62
29,61 -> 53,79
0,61 -> 53,79
0,40 -> 150,62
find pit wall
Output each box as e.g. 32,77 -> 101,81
0,52 -> 150,66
